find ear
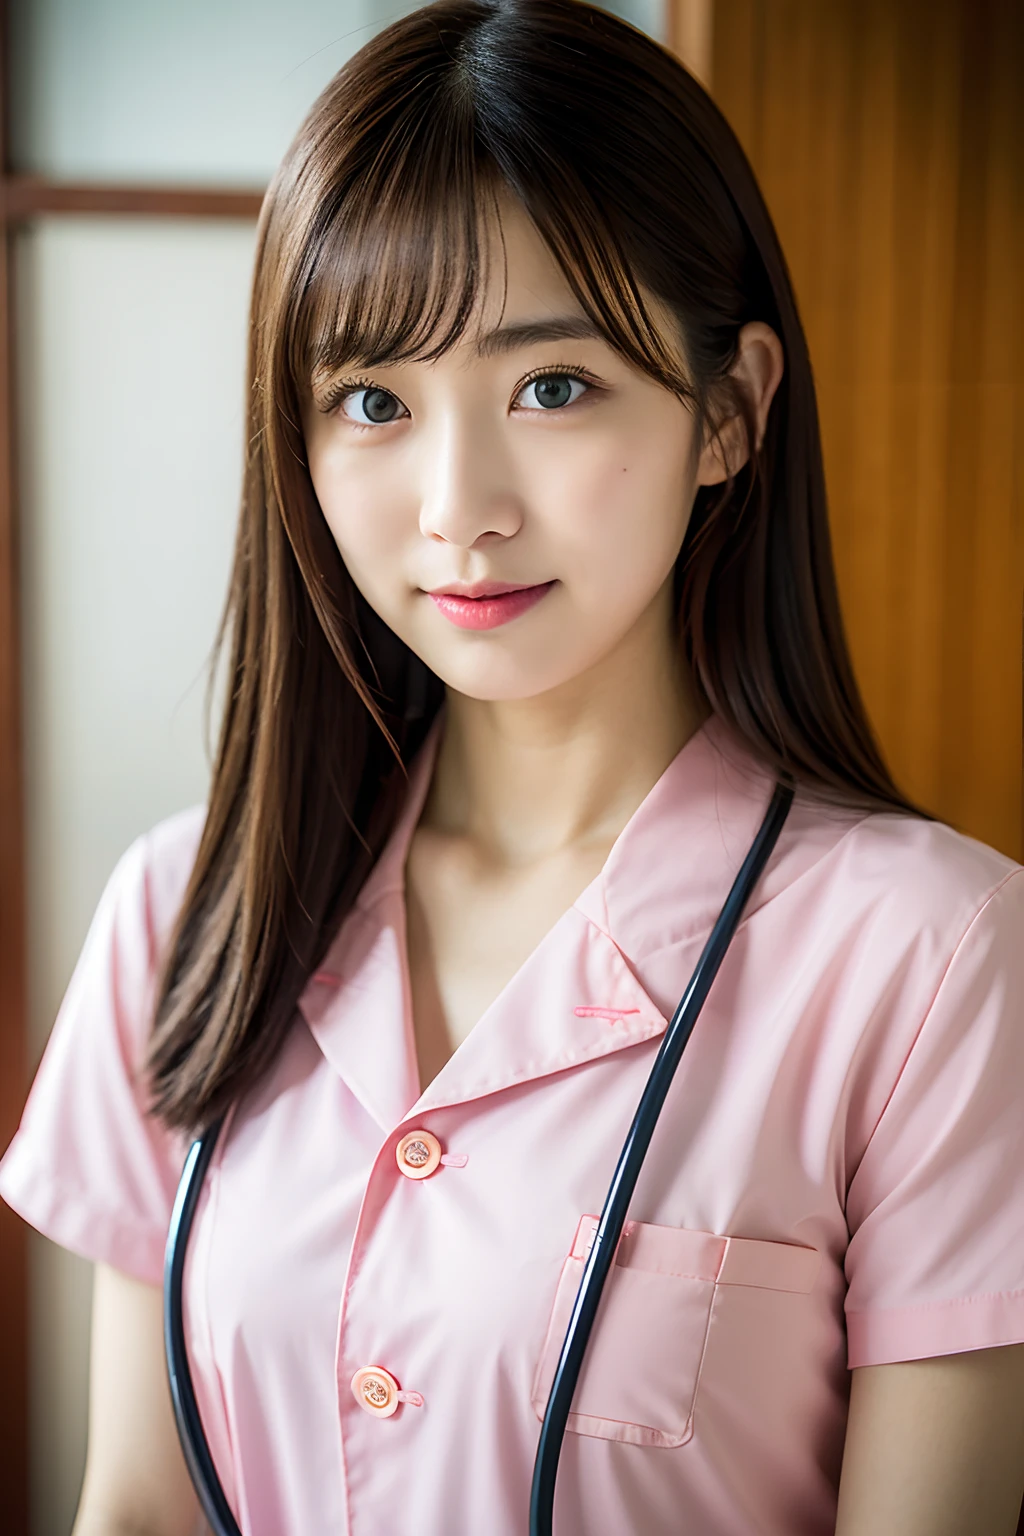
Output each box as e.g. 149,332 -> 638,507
695,321 -> 785,487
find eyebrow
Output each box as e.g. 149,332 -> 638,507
473,316 -> 604,357
313,315 -> 608,397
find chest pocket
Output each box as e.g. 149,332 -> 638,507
531,1215 -> 821,1449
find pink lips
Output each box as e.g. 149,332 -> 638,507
427,581 -> 556,630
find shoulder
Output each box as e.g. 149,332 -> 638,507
801,803 -> 1021,946
0,807 -> 209,1276
99,803 -> 209,975
124,801 -> 208,881
696,715 -> 1019,948
765,801 -> 1024,1079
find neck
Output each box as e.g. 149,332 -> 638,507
421,589 -> 710,867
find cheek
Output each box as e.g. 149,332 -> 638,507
309,450 -> 412,593
533,426 -> 694,592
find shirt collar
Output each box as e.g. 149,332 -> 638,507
577,714 -> 779,963
298,710 -> 862,1130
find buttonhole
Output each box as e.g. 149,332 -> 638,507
573,1006 -> 642,1024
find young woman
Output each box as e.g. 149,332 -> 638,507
3,2 -> 1023,1533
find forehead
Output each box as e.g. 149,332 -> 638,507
409,202 -> 688,384
467,195 -> 586,331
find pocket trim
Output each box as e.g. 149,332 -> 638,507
571,1213 -> 821,1292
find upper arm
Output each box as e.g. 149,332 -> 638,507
73,1263 -> 203,1536
835,1344 -> 1024,1536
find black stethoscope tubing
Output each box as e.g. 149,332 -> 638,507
164,780 -> 794,1536
164,1119 -> 240,1536
529,778 -> 793,1534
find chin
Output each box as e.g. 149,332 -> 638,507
420,649 -> 587,704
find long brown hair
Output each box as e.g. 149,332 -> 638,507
148,0 -> 925,1133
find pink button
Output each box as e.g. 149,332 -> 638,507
351,1365 -> 400,1417
350,1365 -> 424,1417
396,1129 -> 442,1179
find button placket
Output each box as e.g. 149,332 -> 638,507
341,1124 -> 462,1435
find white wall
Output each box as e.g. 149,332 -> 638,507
17,215 -> 256,1536
9,2 -> 666,1530
18,219 -> 255,1063
599,0 -> 664,40
9,0 -> 398,187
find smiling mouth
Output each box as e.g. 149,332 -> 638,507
425,580 -> 556,630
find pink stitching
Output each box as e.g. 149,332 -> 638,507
573,1006 -> 642,1023
439,1153 -> 468,1168
312,970 -> 342,986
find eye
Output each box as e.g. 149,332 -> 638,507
340,386 -> 409,426
514,372 -> 591,412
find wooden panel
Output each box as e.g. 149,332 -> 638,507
0,0 -> 29,1524
666,0 -> 714,86
0,198 -> 29,1536
713,0 -> 1024,858
0,177 -> 265,221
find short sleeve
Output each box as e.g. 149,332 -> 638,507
0,807 -> 206,1284
844,869 -> 1024,1368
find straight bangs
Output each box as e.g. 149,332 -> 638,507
291,115 -> 497,387
282,66 -> 695,418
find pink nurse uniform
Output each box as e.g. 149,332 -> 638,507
3,714 -> 1024,1535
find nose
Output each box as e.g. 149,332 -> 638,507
417,411 -> 524,547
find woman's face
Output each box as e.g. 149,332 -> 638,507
302,198 -> 712,703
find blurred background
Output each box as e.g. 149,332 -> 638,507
0,1 -> 1020,1531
